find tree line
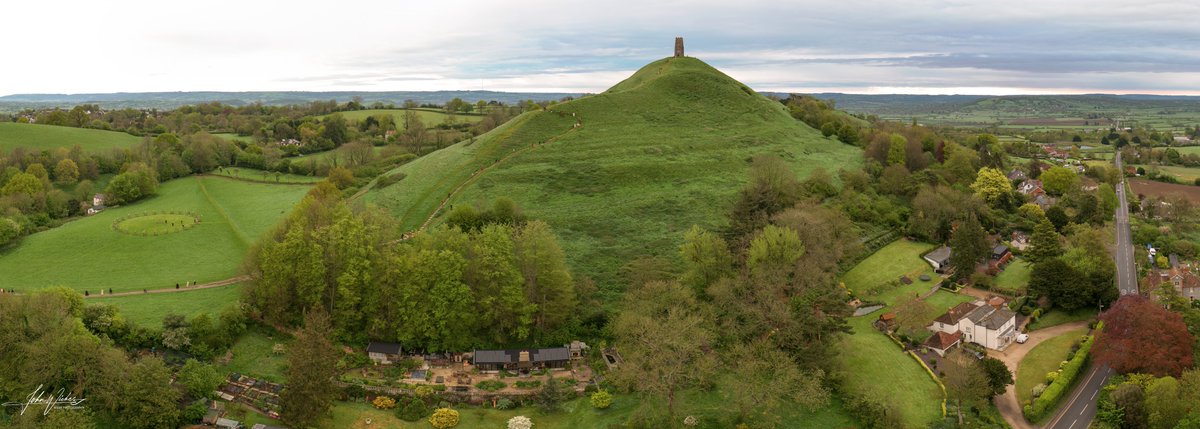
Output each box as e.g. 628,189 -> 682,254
244,184 -> 579,350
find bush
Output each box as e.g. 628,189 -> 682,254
495,398 -> 516,410
514,380 -> 542,389
507,416 -> 533,429
970,272 -> 993,289
1045,371 -> 1059,383
1032,383 -> 1047,398
590,390 -> 613,409
429,408 -> 460,429
415,385 -> 434,398
373,395 -> 397,409
396,397 -> 427,422
475,380 -> 507,392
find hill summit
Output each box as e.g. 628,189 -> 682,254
364,55 -> 861,291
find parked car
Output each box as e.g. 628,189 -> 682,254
1016,333 -> 1029,344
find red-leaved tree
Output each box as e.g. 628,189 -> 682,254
1094,295 -> 1194,377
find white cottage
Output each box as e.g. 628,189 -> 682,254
928,300 -> 1017,351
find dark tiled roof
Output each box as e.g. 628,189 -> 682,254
980,307 -> 1016,330
473,347 -> 571,365
992,245 -> 1009,256
367,342 -> 402,355
934,302 -> 979,325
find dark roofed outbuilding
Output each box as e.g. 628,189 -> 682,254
472,347 -> 571,371
367,342 -> 403,364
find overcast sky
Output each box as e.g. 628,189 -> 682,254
5,0 -> 1200,96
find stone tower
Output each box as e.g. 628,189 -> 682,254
674,37 -> 684,57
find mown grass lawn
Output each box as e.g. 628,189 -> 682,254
1015,328 -> 1088,405
836,316 -> 943,429
317,387 -> 857,429
90,283 -> 244,328
842,240 -> 938,304
0,176 -> 309,293
1027,308 -> 1098,331
221,327 -> 291,382
993,259 -> 1032,295
0,122 -> 142,152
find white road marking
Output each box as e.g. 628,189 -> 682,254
1091,389 -> 1098,400
1069,419 -> 1078,429
1080,407 -> 1086,416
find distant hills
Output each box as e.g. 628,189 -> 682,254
0,91 -> 585,112
773,93 -> 1200,116
363,56 -> 860,290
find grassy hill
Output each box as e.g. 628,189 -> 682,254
363,56 -> 861,292
0,176 -> 310,293
0,122 -> 142,152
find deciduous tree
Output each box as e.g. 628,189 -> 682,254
942,349 -> 990,425
948,215 -> 988,279
281,308 -> 341,428
1095,295 -> 1195,377
612,281 -> 716,423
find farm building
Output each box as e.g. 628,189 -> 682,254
472,347 -> 570,372
924,246 -> 952,273
367,342 -> 403,364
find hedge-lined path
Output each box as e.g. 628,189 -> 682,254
82,275 -> 249,299
988,320 -> 1091,429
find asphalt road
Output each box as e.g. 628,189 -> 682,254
1047,151 -> 1137,429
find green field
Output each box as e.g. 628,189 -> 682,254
0,176 -> 310,293
90,283 -> 243,327
114,213 -> 198,235
993,259 -> 1032,295
1015,328 -> 1088,405
1173,146 -> 1200,155
841,240 -> 938,303
211,166 -> 325,183
0,122 -> 142,152
836,316 -> 943,428
313,384 -> 856,429
222,327 -> 291,382
1137,165 -> 1200,183
364,57 -> 861,292
316,108 -> 482,125
213,132 -> 257,143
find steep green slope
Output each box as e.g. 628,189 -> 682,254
0,122 -> 142,152
364,57 -> 861,291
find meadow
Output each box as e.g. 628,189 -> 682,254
0,176 -> 310,293
364,57 -> 862,293
316,108 -> 483,125
835,316 -> 944,428
90,283 -> 244,327
1015,328 -> 1089,405
0,122 -> 142,152
210,166 -> 325,184
213,132 -> 257,143
841,239 -> 938,301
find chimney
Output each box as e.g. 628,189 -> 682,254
674,37 -> 684,57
